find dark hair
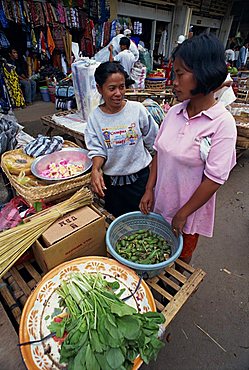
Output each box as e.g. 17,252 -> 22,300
8,47 -> 17,54
172,33 -> 227,95
119,37 -> 130,49
94,61 -> 128,86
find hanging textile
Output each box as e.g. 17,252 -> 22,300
78,9 -> 87,30
57,2 -> 66,24
110,20 -> 117,40
50,4 -> 58,23
12,0 -> 26,25
3,0 -> 14,22
39,31 -> 47,55
0,31 -> 10,48
47,26 -> 55,55
99,0 -> 110,22
158,30 -> 167,57
102,21 -> 111,47
63,29 -> 72,66
3,63 -> 25,108
23,1 -> 31,23
0,69 -> 11,112
89,0 -> 98,20
28,0 -> 45,27
46,3 -> 57,25
51,24 -> 66,51
31,28 -> 37,49
0,1 -> 9,28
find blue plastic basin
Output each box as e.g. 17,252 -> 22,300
106,211 -> 183,278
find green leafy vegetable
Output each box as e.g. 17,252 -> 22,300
48,272 -> 165,369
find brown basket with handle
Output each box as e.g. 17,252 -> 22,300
145,79 -> 166,91
1,141 -> 91,205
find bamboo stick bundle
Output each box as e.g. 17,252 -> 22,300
0,187 -> 93,279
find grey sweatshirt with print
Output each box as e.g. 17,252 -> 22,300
84,100 -> 158,176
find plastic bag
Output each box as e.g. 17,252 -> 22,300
139,49 -> 153,73
71,58 -> 101,120
0,196 -> 47,231
94,34 -> 139,63
130,61 -> 147,89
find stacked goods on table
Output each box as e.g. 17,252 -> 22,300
230,103 -> 249,149
145,70 -> 166,91
0,135 -> 98,277
1,139 -> 91,204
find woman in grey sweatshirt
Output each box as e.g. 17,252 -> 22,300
84,61 -> 158,217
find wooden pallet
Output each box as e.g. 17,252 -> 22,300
0,256 -> 205,332
0,201 -> 206,331
0,259 -> 45,329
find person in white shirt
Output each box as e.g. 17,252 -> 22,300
225,48 -> 235,65
109,37 -> 136,76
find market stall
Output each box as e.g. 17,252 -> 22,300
0,127 -> 206,369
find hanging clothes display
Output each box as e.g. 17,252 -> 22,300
0,31 -> 10,48
158,30 -> 167,57
0,1 -> 9,28
47,26 -> 55,56
2,62 -> 25,108
63,29 -> 72,67
0,0 -> 117,77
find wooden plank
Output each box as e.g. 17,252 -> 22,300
154,299 -> 164,312
175,258 -> 195,273
166,266 -> 187,284
9,267 -> 31,297
157,274 -> 180,291
161,268 -> 206,327
147,281 -> 174,301
0,279 -> 21,323
23,261 -> 42,283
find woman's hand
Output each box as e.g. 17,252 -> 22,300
139,189 -> 154,214
91,168 -> 106,198
171,211 -> 187,237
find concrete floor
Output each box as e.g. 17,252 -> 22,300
1,102 -> 249,370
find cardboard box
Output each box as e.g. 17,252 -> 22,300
32,205 -> 106,272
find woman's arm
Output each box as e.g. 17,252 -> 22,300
91,156 -> 106,197
109,44 -> 114,62
172,176 -> 220,235
139,153 -> 157,214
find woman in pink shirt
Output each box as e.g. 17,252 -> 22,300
140,34 -> 237,264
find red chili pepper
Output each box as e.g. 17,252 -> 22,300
53,332 -> 68,343
54,317 -> 63,323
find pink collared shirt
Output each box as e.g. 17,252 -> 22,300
153,100 -> 237,237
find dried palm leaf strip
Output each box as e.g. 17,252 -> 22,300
0,187 -> 93,278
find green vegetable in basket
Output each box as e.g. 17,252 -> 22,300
48,272 -> 165,370
116,230 -> 171,264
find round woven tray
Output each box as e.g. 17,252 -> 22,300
1,141 -> 91,205
145,79 -> 166,91
236,135 -> 249,149
236,125 -> 249,138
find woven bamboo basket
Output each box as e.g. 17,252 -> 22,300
236,135 -> 249,149
236,125 -> 249,138
145,79 -> 166,91
234,115 -> 249,138
1,141 -> 91,205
